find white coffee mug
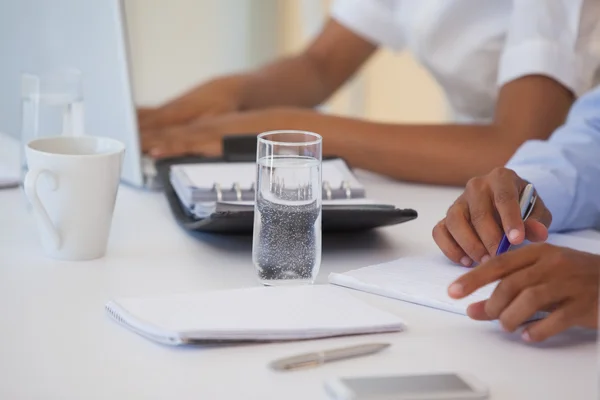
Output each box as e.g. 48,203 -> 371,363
24,136 -> 125,260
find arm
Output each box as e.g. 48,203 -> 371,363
237,19 -> 378,110
321,74 -> 573,185
146,74 -> 573,186
431,87 -> 600,267
327,0 -> 599,184
506,86 -> 600,232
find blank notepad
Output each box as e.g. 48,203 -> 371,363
329,233 -> 600,317
329,255 -> 485,315
106,285 -> 405,345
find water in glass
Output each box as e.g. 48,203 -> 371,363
253,155 -> 322,285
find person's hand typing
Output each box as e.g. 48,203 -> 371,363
433,167 -> 552,267
448,244 -> 600,342
140,107 -> 312,158
138,76 -> 248,132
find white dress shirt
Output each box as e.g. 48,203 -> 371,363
331,0 -> 600,123
506,85 -> 600,233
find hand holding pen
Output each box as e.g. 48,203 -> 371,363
433,167 -> 552,266
437,168 -> 600,343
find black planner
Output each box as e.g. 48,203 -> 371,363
155,135 -> 418,234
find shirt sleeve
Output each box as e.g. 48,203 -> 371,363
505,86 -> 600,233
498,0 -> 600,97
329,0 -> 405,51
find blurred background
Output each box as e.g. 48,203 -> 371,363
124,0 -> 447,124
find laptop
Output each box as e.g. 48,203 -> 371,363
0,0 -> 156,189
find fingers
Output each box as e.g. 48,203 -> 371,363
432,220 -> 471,266
465,183 -> 504,257
524,220 -> 549,243
448,245 -> 542,299
148,144 -> 193,159
445,198 -> 489,264
466,300 -> 492,320
140,124 -> 223,158
521,301 -> 579,342
148,140 -> 222,158
149,137 -> 222,159
488,169 -> 524,245
496,283 -> 560,332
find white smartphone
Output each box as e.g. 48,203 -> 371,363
324,373 -> 489,400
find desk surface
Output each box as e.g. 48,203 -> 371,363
1,171 -> 597,400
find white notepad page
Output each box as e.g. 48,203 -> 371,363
106,285 -> 405,345
329,233 -> 600,316
329,255 -> 484,315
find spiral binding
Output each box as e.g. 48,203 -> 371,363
105,303 -> 181,345
208,180 -> 354,201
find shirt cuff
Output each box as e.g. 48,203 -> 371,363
330,0 -> 405,51
505,163 -> 575,233
498,39 -> 593,97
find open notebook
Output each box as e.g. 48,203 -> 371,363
169,159 -> 387,219
157,156 -> 418,233
105,285 -> 405,345
329,233 -> 600,317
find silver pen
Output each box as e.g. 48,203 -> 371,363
269,343 -> 391,371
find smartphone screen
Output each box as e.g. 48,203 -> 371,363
341,373 -> 476,397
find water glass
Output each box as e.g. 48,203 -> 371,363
20,69 -> 84,183
252,130 -> 323,286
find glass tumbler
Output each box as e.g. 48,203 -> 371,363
252,130 -> 323,286
20,69 -> 84,183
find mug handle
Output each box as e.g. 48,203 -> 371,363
24,168 -> 61,250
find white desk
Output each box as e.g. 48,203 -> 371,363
1,171 -> 597,400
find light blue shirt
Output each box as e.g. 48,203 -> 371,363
506,85 -> 600,233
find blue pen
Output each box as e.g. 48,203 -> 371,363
495,183 -> 537,256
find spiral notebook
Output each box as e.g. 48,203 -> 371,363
105,285 -> 405,345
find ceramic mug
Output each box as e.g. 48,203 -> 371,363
24,136 -> 125,260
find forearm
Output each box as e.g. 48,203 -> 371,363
237,54 -> 335,111
228,109 -> 519,186
236,19 -> 376,111
327,122 -> 514,186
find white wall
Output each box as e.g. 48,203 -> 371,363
123,0 -> 281,106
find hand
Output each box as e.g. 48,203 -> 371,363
141,107 -> 312,158
138,75 -> 248,131
448,244 -> 600,342
141,121 -> 223,158
432,167 -> 553,267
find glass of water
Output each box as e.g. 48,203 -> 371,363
20,69 -> 84,182
252,130 -> 323,286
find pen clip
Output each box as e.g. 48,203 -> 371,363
270,352 -> 325,371
495,184 -> 537,257
522,191 -> 537,222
